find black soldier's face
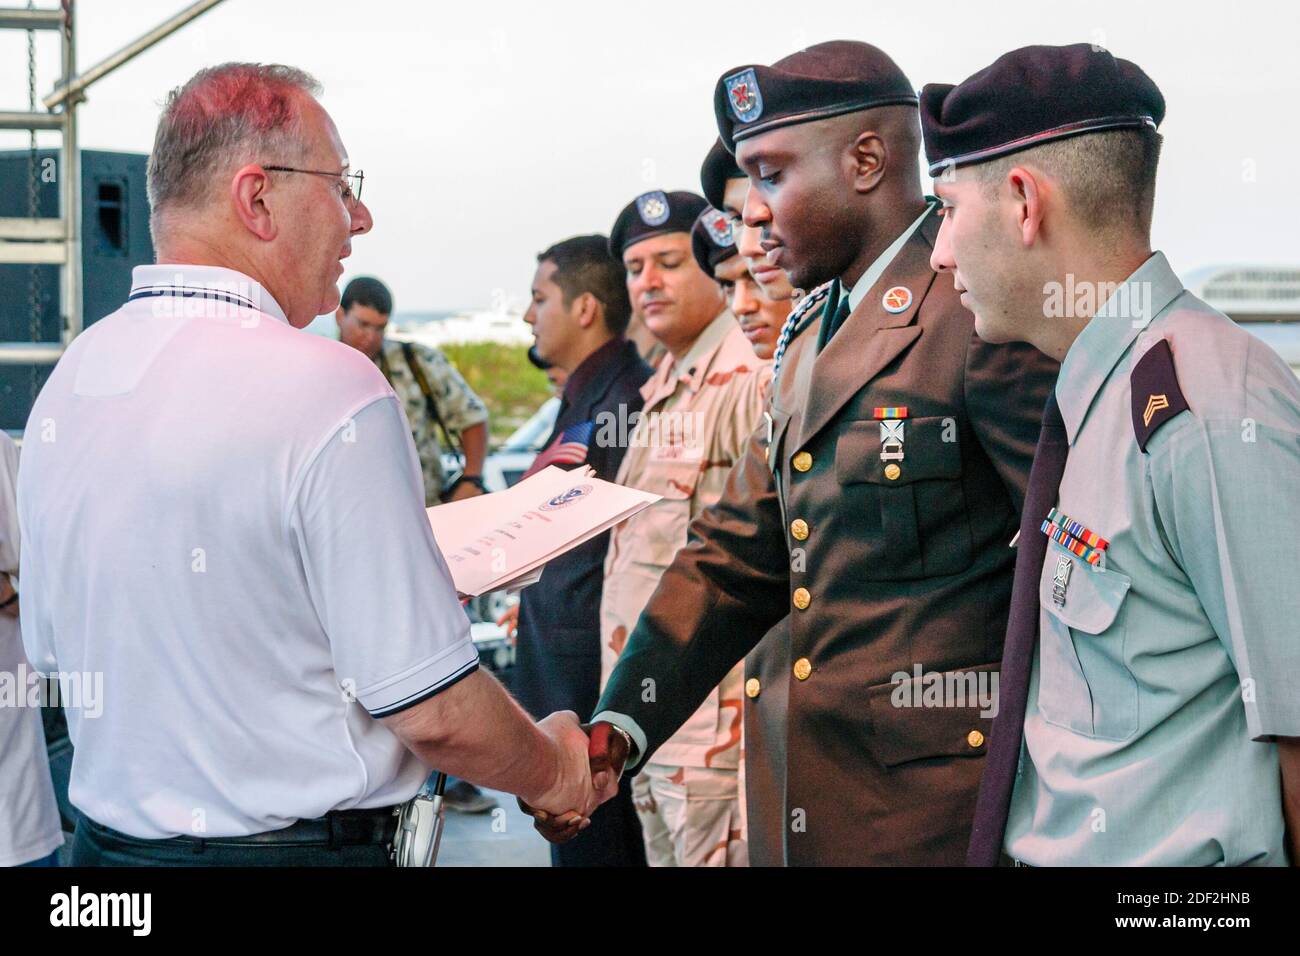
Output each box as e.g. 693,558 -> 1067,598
735,124 -> 854,291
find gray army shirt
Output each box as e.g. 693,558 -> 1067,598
1005,251 -> 1300,865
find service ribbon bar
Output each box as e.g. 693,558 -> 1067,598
1041,519 -> 1103,566
1046,507 -> 1110,552
872,406 -> 909,420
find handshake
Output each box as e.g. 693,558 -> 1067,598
517,717 -> 634,844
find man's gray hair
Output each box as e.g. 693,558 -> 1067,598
146,63 -> 322,228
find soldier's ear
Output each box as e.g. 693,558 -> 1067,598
850,131 -> 887,195
1006,166 -> 1046,248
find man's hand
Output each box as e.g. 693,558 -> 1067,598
520,720 -> 631,844
588,721 -> 631,796
517,711 -> 601,843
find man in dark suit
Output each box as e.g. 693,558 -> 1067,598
532,42 -> 1058,864
512,234 -> 651,865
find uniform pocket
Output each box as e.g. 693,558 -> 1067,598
864,663 -> 999,767
1037,542 -> 1137,740
834,416 -> 971,579
634,453 -> 701,567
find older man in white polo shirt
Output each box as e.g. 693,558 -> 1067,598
18,63 -> 604,866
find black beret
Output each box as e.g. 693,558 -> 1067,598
690,206 -> 738,275
609,190 -> 710,258
920,44 -> 1165,176
714,40 -> 917,150
700,138 -> 743,210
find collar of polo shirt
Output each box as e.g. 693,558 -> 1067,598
129,264 -> 290,325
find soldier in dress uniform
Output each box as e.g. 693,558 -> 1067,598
922,43 -> 1300,866
699,139 -> 829,861
531,40 -> 1059,865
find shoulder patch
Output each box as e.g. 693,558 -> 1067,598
1131,338 -> 1190,451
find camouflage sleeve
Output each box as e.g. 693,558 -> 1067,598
416,345 -> 489,434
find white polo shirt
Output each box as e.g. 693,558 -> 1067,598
18,264 -> 479,840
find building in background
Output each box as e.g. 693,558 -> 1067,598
1188,265 -> 1300,377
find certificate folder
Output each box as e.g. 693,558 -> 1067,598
427,465 -> 660,597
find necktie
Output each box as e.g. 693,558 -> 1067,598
966,390 -> 1068,866
816,286 -> 853,352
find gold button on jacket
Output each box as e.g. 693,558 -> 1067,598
792,587 -> 811,609
967,729 -> 985,749
790,518 -> 809,540
745,677 -> 761,699
589,207 -> 1060,866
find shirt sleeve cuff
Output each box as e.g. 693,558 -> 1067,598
590,710 -> 649,772
360,639 -> 480,717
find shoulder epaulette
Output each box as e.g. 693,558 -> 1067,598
771,281 -> 833,379
1131,338 -> 1190,451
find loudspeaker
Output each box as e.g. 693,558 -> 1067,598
0,148 -> 153,431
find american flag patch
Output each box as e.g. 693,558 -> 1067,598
524,420 -> 594,478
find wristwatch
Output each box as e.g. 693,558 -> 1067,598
453,474 -> 488,494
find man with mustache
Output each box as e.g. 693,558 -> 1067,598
553,41 -> 1058,865
598,190 -> 771,866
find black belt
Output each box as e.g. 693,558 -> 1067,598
88,806 -> 399,851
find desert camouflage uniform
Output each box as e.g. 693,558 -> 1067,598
600,308 -> 771,867
376,339 -> 489,506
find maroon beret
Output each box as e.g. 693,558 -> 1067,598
608,190 -> 709,258
920,43 -> 1165,175
690,206 -> 738,275
700,138 -> 743,210
714,40 -> 917,150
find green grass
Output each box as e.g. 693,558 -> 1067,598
440,341 -> 553,445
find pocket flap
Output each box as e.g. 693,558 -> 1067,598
865,663 -> 999,768
835,416 -> 961,485
644,449 -> 703,500
1038,542 -> 1130,635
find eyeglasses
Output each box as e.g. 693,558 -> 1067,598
263,165 -> 365,204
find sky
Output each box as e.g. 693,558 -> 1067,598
2,0 -> 1296,315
